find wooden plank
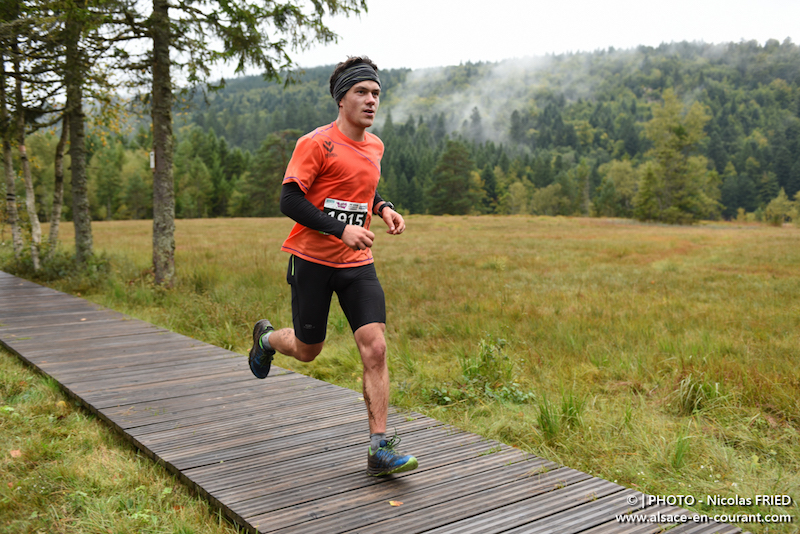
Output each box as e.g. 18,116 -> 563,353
57,356 -> 243,390
510,489 -> 645,533
152,405 -> 371,466
4,323 -> 172,347
82,370 -> 278,410
211,424 -> 485,510
104,373 -> 324,429
124,385 -> 354,437
582,504 -> 689,534
667,523 -> 744,534
260,466 -> 600,533
50,350 -> 235,382
133,394 -> 368,454
2,327 -> 174,358
219,449 -> 539,522
584,504 -> 748,534
184,416 -> 452,495
233,442 -> 540,529
167,411 -> 439,473
15,336 -> 216,368
0,310 -> 127,329
66,365 -> 250,405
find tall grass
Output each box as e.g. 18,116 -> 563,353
2,215 -> 799,533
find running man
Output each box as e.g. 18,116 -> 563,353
247,56 -> 418,477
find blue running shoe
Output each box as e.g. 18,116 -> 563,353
248,319 -> 275,379
367,435 -> 418,476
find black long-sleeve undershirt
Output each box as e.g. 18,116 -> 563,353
279,182 -> 385,239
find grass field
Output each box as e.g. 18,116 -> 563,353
0,346 -> 242,534
2,215 -> 799,533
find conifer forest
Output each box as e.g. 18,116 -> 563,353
4,38 -> 800,233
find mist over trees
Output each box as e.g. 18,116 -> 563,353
4,39 -> 800,236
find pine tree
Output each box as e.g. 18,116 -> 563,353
638,89 -> 717,223
634,163 -> 660,221
426,140 -> 479,215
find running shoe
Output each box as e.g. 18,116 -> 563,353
248,319 -> 275,379
367,435 -> 418,476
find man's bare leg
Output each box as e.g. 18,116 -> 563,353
267,327 -> 324,363
356,322 -> 417,476
353,322 -> 389,434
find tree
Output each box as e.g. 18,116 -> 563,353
228,129 -> 298,217
595,159 -> 638,217
2,0 -> 64,269
720,162 -> 758,218
91,141 -> 125,219
618,115 -> 640,158
0,47 -> 23,259
633,162 -> 661,221
757,171 -> 780,207
425,140 -> 482,215
175,157 -> 212,218
530,183 -> 567,216
467,106 -> 483,142
60,0 -> 135,264
764,188 -> 794,226
575,158 -> 591,215
122,159 -> 150,220
63,0 -> 92,264
148,0 -> 174,284
593,175 -> 618,217
16,39 -> 45,269
480,165 -> 497,212
636,89 -> 718,224
504,181 -> 528,214
47,115 -> 68,260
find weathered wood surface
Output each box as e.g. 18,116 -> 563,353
0,271 -> 743,533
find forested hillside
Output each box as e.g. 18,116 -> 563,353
9,39 -> 800,224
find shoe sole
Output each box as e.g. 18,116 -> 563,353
367,456 -> 419,477
248,346 -> 270,379
248,321 -> 274,379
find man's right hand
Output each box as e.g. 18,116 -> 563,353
341,225 -> 375,251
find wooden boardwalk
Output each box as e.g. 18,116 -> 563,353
0,271 -> 743,534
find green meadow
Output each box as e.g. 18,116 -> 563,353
2,215 -> 799,533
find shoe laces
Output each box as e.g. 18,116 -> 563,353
378,433 -> 402,452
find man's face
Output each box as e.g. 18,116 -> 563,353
339,80 -> 381,130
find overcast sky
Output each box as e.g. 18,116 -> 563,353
279,0 -> 800,71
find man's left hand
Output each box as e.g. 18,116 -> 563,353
381,208 -> 405,235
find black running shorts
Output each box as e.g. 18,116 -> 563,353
287,255 -> 386,344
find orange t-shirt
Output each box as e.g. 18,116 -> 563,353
281,122 -> 384,268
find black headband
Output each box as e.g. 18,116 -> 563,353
331,63 -> 381,103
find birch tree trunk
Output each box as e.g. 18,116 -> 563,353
47,115 -> 68,259
13,39 -> 41,271
1,52 -> 23,258
151,0 -> 175,287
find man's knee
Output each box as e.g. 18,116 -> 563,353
355,324 -> 387,369
366,336 -> 387,358
295,341 -> 323,362
363,344 -> 386,373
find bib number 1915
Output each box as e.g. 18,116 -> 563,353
323,198 -> 368,227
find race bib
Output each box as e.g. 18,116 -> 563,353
323,198 -> 369,227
